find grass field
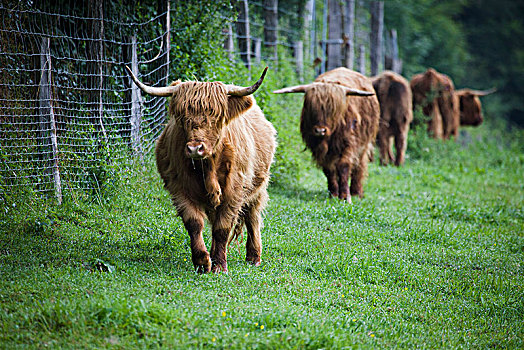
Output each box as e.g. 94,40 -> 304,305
1,98 -> 523,348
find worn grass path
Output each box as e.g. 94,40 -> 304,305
1,121 -> 523,348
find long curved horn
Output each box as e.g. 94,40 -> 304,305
456,87 -> 496,97
273,84 -> 312,94
344,87 -> 375,96
470,87 -> 496,96
274,82 -> 374,96
227,67 -> 268,96
125,65 -> 179,97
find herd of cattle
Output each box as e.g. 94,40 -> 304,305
126,65 -> 493,273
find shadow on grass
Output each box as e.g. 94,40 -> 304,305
269,180 -> 330,203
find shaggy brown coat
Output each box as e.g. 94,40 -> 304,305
127,68 -> 276,273
410,68 -> 459,139
372,71 -> 413,166
455,88 -> 495,126
274,67 -> 379,202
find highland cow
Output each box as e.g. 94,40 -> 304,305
126,66 -> 276,273
455,88 -> 496,127
372,71 -> 413,166
274,67 -> 379,202
410,68 -> 459,139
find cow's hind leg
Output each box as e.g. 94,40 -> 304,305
350,154 -> 368,198
394,129 -> 408,166
244,192 -> 268,266
181,207 -> 211,274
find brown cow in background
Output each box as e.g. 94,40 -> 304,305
410,68 -> 459,139
372,71 -> 413,166
456,88 -> 496,127
126,66 -> 276,273
274,67 -> 379,202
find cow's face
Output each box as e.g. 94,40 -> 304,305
302,85 -> 348,138
181,112 -> 222,159
459,93 -> 483,126
170,82 -> 254,159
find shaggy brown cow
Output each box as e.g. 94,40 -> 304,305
126,66 -> 276,273
371,71 -> 413,166
274,67 -> 379,202
410,68 -> 459,139
455,88 -> 496,126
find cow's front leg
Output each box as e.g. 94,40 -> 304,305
323,167 -> 339,198
181,210 -> 211,273
210,206 -> 240,273
204,170 -> 222,208
336,162 -> 351,203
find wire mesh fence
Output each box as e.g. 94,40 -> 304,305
1,0 -> 379,202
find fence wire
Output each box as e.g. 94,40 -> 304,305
1,0 -> 371,201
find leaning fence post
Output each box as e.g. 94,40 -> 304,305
129,35 -> 143,157
39,37 -> 62,204
253,38 -> 262,64
294,40 -> 303,82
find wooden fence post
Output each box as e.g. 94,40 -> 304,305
327,0 -> 343,71
264,0 -> 278,63
294,40 -> 303,81
87,0 -> 107,142
39,37 -> 62,204
370,1 -> 384,76
129,35 -> 143,157
235,0 -> 251,71
343,0 -> 355,69
385,28 -> 402,73
358,44 -> 366,75
224,23 -> 235,61
253,38 -> 262,64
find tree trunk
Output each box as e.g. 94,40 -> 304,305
370,1 -> 384,76
327,0 -> 343,71
235,0 -> 251,71
264,0 -> 278,62
343,0 -> 355,69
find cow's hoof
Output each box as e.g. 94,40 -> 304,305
211,262 -> 228,274
246,256 -> 261,266
192,252 -> 211,274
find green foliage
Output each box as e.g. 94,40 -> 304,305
384,0 -> 469,82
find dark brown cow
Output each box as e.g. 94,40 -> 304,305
456,88 -> 496,126
410,68 -> 459,139
274,67 -> 379,202
371,71 -> 413,166
126,66 -> 276,273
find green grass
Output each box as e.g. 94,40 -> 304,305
1,101 -> 523,348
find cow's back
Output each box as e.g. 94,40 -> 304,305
373,71 -> 412,125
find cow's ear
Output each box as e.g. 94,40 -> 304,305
227,95 -> 253,121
